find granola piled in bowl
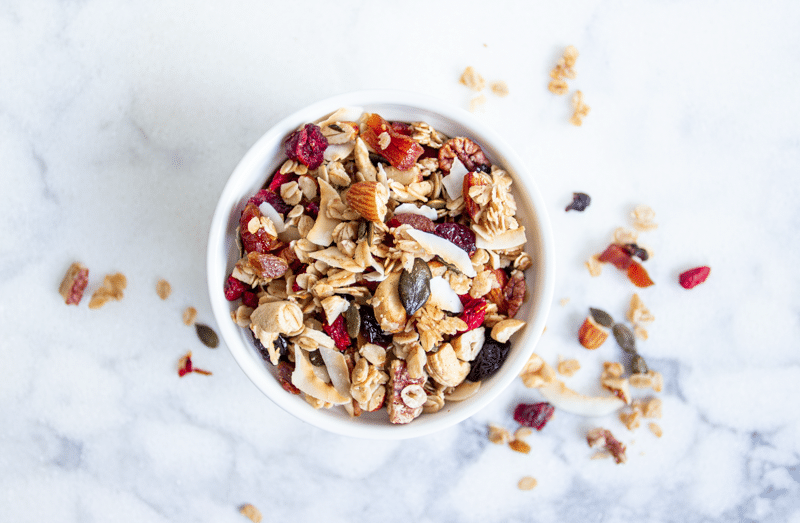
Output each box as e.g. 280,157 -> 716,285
208,91 -> 555,438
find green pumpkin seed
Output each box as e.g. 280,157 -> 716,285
195,323 -> 219,349
344,303 -> 361,338
399,258 -> 432,315
589,307 -> 614,328
612,323 -> 636,354
308,350 -> 325,367
632,355 -> 649,374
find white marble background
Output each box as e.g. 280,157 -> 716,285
1,1 -> 799,522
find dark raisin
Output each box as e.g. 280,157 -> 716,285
399,258 -> 432,315
565,192 -> 591,212
513,402 -> 555,430
274,334 -> 289,360
612,323 -> 637,354
623,243 -> 649,262
308,350 -> 325,366
589,307 -> 614,328
466,338 -> 511,382
474,164 -> 491,173
368,152 -> 391,166
359,306 -> 392,347
434,222 -> 477,256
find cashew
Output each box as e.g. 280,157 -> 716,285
426,343 -> 470,388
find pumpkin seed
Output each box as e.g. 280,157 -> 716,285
344,303 -> 361,338
195,323 -> 219,349
632,355 -> 649,374
399,258 -> 432,315
427,198 -> 446,209
589,307 -> 614,328
612,323 -> 636,354
308,349 -> 325,367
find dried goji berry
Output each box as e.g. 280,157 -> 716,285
513,402 -> 555,430
323,314 -> 351,350
679,266 -> 711,289
284,123 -> 328,169
224,275 -> 246,301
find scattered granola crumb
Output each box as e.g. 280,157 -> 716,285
488,424 -> 512,445
613,227 -> 639,245
178,351 -> 212,377
591,451 -> 611,460
585,254 -> 602,277
548,78 -> 569,95
548,45 -> 578,94
156,279 -> 172,300
570,90 -> 591,126
649,422 -> 663,438
514,427 -> 533,441
460,66 -> 486,92
587,427 -> 627,464
469,94 -> 487,113
239,503 -> 263,523
619,407 -> 642,431
89,273 -> 127,309
59,262 -> 89,305
630,370 -> 663,392
631,205 -> 658,231
557,357 -> 581,377
183,306 -> 198,326
518,476 -> 538,490
490,81 -> 509,97
559,297 -> 570,307
509,439 -> 531,454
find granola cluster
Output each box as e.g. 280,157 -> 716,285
225,109 -> 532,424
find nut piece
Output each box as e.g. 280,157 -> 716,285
239,504 -> 263,523
452,327 -> 485,362
578,315 -> 609,350
488,424 -> 512,444
508,439 -> 531,454
426,343 -> 471,388
557,357 -> 581,377
519,353 -> 557,388
88,273 -> 127,309
490,318 -> 526,343
156,279 -> 172,300
59,262 -> 89,305
600,362 -> 631,404
586,427 -> 627,464
183,306 -> 198,326
387,359 -> 425,424
371,272 -> 407,334
345,181 -> 389,222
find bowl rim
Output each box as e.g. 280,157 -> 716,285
207,89 -> 555,439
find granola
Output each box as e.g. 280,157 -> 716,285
224,109 -> 532,424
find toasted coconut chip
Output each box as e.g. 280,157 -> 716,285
315,106 -> 364,127
306,179 -> 341,246
324,142 -> 356,162
445,380 -> 481,402
538,379 -> 625,417
321,296 -> 350,325
258,202 -> 286,233
441,158 -> 469,200
318,345 -> 352,400
407,229 -> 476,277
309,246 -> 362,271
475,226 -> 527,250
394,203 -> 438,221
292,347 -> 350,405
428,276 -> 464,313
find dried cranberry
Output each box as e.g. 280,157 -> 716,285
565,192 -> 591,212
359,306 -> 392,347
284,123 -> 328,169
467,338 -> 510,382
242,290 -> 259,309
323,315 -> 351,350
387,213 -> 436,233
390,121 -> 413,136
514,402 -> 555,430
679,266 -> 711,289
224,275 -> 246,301
303,200 -> 319,219
267,171 -> 296,193
458,294 -> 487,332
434,222 -> 476,256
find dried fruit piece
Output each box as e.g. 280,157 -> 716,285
578,316 -> 609,350
597,243 -> 633,271
458,294 -> 488,332
438,137 -> 491,174
276,360 -> 300,394
224,275 -> 247,301
345,181 -> 389,222
195,323 -> 220,349
284,123 -> 328,169
241,291 -> 259,309
612,323 -> 637,354
565,192 -> 591,212
239,203 -> 278,254
322,315 -> 351,350
399,258 -> 432,315
679,266 -> 711,289
178,351 -> 212,377
387,213 -> 435,233
589,307 -> 614,328
513,402 -> 555,430
359,306 -> 392,347
623,243 -> 649,261
59,262 -> 89,305
246,252 -> 289,280
434,222 -> 477,256
627,261 -> 654,288
586,428 -> 627,464
361,113 -> 424,170
467,338 -> 511,382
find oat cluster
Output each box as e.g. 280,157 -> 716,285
547,46 -> 591,126
459,66 -> 510,112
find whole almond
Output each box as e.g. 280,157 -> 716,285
346,181 -> 388,222
578,315 -> 609,350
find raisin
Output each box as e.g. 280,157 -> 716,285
679,266 -> 711,289
387,213 -> 436,233
322,315 -> 351,350
513,402 -> 555,430
466,338 -> 511,382
253,332 -> 289,361
224,275 -> 246,301
276,360 -> 300,394
284,123 -> 328,169
623,243 -> 649,261
565,192 -> 591,212
434,222 -> 476,256
359,306 -> 392,347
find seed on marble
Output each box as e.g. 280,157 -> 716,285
195,323 -> 219,348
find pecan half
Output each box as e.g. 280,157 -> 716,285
438,137 -> 491,174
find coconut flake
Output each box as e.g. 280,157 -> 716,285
324,142 -> 356,162
291,346 -> 350,405
406,229 -> 477,277
538,379 -> 625,417
318,345 -> 352,400
306,178 -> 341,246
428,276 -> 464,313
441,158 -> 469,200
475,226 -> 527,251
394,203 -> 438,221
258,202 -> 286,233
315,106 -> 364,127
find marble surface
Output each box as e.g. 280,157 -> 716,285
2,1 -> 799,522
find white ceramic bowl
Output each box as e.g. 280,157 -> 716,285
207,90 -> 555,439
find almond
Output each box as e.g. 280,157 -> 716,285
345,181 -> 388,222
578,315 -> 609,350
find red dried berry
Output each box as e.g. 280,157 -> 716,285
305,200 -> 320,219
434,222 -> 477,256
458,294 -> 487,332
267,171 -> 297,193
387,213 -> 436,233
390,121 -> 413,136
242,290 -> 259,309
323,315 -> 351,350
514,402 -> 555,430
224,275 -> 246,301
284,123 -> 328,169
679,266 -> 711,289
276,361 -> 301,394
598,244 -> 633,271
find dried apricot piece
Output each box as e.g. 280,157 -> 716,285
361,113 -> 424,170
627,261 -> 654,288
597,243 -> 633,271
